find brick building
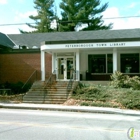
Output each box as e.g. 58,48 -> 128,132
1,28 -> 140,84
0,32 -> 52,84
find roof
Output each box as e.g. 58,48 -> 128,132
8,28 -> 140,48
0,32 -> 16,50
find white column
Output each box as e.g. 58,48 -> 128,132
76,51 -> 80,81
41,51 -> 45,81
113,48 -> 118,73
52,53 -> 55,73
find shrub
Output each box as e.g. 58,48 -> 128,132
80,102 -> 89,106
110,71 -> 140,90
110,71 -> 130,88
10,82 -> 24,94
0,81 -> 31,95
73,83 -> 100,95
129,76 -> 140,90
91,102 -> 119,108
72,83 -> 110,102
118,90 -> 140,109
72,82 -> 140,109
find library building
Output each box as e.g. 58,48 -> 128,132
40,29 -> 140,81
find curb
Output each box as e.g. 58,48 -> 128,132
0,103 -> 140,116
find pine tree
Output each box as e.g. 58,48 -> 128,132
20,0 -> 55,33
59,0 -> 112,31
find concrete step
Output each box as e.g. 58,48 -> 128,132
28,90 -> 67,94
25,92 -> 67,95
23,97 -> 67,101
30,87 -> 67,90
27,91 -> 67,95
23,98 -> 45,101
23,80 -> 76,104
24,99 -> 66,102
23,101 -> 45,104
23,100 -> 66,104
23,94 -> 67,100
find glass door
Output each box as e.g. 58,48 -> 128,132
57,58 -> 65,80
57,57 -> 75,80
66,58 -> 74,80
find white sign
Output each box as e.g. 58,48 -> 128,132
65,43 -> 126,48
41,41 -> 140,51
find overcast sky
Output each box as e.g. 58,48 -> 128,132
0,0 -> 140,34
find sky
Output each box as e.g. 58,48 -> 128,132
0,0 -> 140,34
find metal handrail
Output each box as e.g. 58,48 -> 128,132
21,70 -> 37,91
45,70 -> 56,87
43,70 -> 56,103
67,70 -> 76,98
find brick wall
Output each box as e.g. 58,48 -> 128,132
0,52 -> 52,84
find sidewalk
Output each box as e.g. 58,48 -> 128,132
0,102 -> 140,116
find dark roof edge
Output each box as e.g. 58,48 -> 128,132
7,28 -> 140,36
0,49 -> 40,54
42,38 -> 140,45
6,34 -> 18,46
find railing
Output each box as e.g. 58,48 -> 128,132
67,70 -> 77,98
45,70 -> 56,87
43,70 -> 56,103
21,70 -> 37,93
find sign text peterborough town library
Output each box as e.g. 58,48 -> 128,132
65,43 -> 126,48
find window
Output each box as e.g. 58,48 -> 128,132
88,54 -> 113,73
121,53 -> 139,73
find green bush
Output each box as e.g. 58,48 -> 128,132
72,82 -> 140,109
0,82 -> 31,95
73,83 -> 110,102
91,102 -> 119,108
110,71 -> 130,88
129,76 -> 140,90
10,82 -> 24,94
81,102 -> 89,106
110,71 -> 140,90
73,84 -> 100,96
118,90 -> 140,109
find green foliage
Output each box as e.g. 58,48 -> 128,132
72,82 -> 140,109
128,76 -> 140,90
74,84 -> 99,95
118,90 -> 140,109
59,0 -> 113,31
81,102 -> 89,106
0,82 -> 31,95
80,101 -> 119,108
90,102 -> 119,108
20,0 -> 55,33
110,71 -> 140,90
73,83 -> 110,102
22,0 -> 113,33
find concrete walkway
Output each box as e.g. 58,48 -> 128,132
0,103 -> 140,116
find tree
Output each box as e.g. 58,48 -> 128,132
20,0 -> 55,33
59,0 -> 112,31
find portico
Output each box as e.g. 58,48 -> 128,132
41,43 -> 80,81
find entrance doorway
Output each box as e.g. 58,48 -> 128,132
57,57 -> 75,80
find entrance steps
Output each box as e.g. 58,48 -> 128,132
23,81 -> 77,104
